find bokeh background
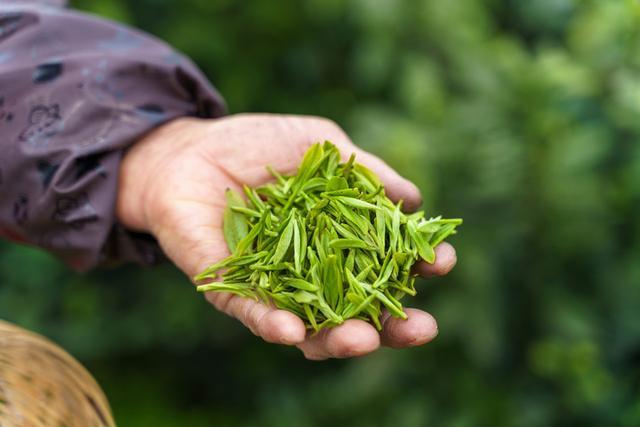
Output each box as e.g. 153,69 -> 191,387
2,0 -> 640,425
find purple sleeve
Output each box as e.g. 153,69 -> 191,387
0,1 -> 226,271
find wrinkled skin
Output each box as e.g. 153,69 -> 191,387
117,114 -> 457,360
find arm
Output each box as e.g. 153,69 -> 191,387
0,1 -> 225,270
1,2 -> 458,359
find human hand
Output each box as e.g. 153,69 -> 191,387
117,113 -> 457,360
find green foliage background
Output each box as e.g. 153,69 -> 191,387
2,0 -> 640,425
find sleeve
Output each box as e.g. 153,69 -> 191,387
0,1 -> 227,271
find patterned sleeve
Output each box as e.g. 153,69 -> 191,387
0,1 -> 227,271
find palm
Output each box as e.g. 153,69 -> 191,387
119,114 -> 457,359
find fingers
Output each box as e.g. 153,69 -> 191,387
199,242 -> 454,355
414,242 -> 457,278
205,292 -> 306,345
296,319 -> 380,360
380,308 -> 439,349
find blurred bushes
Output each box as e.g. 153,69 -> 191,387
1,0 -> 640,425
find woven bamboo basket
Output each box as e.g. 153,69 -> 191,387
0,320 -> 115,427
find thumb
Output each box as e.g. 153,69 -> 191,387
150,196 -> 231,279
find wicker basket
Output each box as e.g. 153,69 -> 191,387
0,320 -> 115,427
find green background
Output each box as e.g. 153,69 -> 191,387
2,0 -> 640,425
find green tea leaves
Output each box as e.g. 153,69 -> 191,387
326,176 -> 349,192
196,142 -> 462,332
329,238 -> 373,250
407,220 -> 436,264
285,278 -> 319,292
293,215 -> 302,273
272,211 -> 295,264
223,189 -> 249,253
333,196 -> 380,211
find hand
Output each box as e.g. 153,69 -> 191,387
117,113 -> 457,360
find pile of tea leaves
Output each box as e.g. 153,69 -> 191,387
195,142 -> 462,331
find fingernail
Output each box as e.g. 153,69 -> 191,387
409,325 -> 438,346
280,333 -> 303,345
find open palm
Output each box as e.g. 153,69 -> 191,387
117,113 -> 457,360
